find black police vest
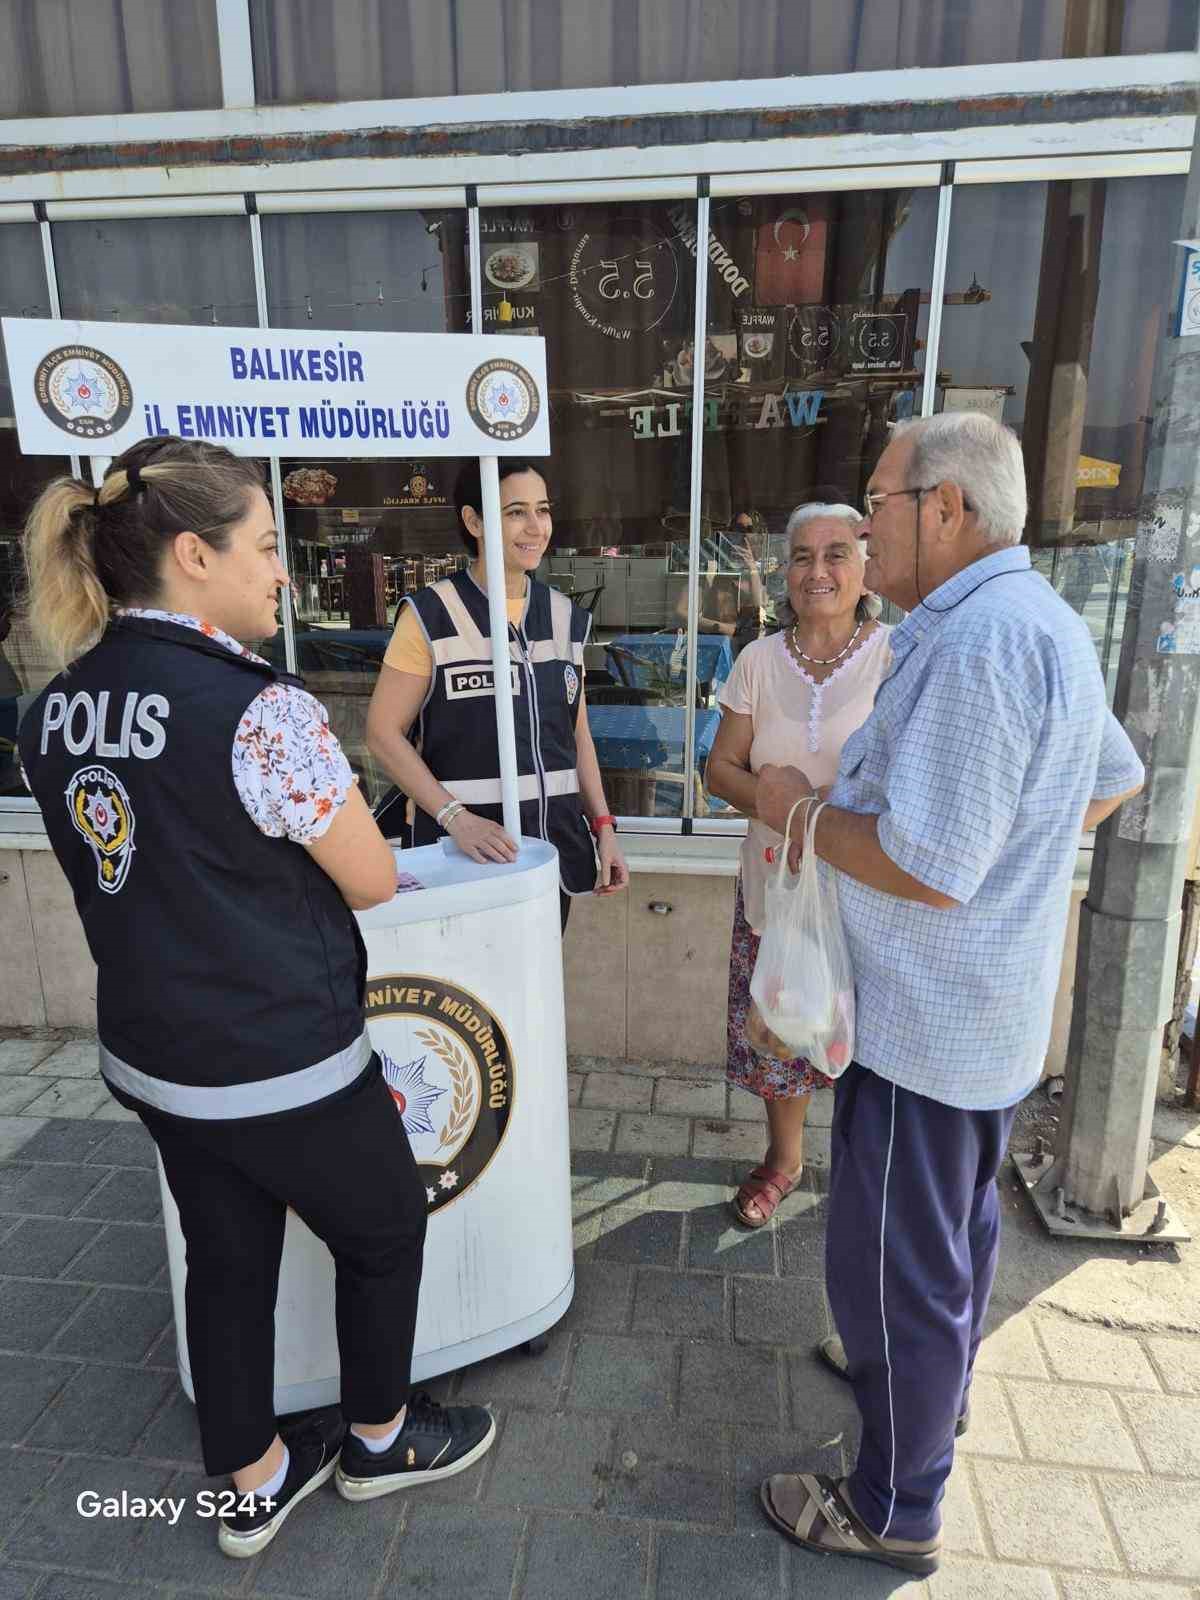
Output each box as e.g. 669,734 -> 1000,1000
388,571 -> 597,895
18,616 -> 371,1121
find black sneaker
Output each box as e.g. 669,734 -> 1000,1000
335,1391 -> 495,1502
218,1414 -> 345,1558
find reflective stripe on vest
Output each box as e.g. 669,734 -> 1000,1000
99,1029 -> 373,1120
446,768 -> 580,806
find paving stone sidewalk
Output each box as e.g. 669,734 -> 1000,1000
0,1037 -> 1198,1599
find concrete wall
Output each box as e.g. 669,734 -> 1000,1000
562,873 -> 735,1064
0,849 -> 97,1028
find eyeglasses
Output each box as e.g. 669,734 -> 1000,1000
862,485 -> 974,519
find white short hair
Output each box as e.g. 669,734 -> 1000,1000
790,502 -> 864,553
779,501 -> 880,620
785,502 -> 864,543
893,413 -> 1027,546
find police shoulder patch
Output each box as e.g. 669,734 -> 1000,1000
66,765 -> 136,893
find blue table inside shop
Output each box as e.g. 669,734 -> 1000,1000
587,704 -> 722,817
605,634 -> 734,697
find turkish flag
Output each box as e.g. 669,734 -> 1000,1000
753,199 -> 831,307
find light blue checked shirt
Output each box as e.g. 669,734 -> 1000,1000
828,546 -> 1143,1110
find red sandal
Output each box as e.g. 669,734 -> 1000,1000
731,1165 -> 799,1229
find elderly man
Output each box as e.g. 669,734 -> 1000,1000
755,412 -> 1144,1577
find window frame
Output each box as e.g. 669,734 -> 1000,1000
0,141 -> 1190,841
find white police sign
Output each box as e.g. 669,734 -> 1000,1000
1,318 -> 549,459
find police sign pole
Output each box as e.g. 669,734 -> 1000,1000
466,204 -> 523,841
479,454 -> 521,841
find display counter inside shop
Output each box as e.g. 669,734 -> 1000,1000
160,836 -> 574,1411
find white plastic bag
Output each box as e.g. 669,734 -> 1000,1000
749,799 -> 856,1077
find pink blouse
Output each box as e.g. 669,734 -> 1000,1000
718,624 -> 893,932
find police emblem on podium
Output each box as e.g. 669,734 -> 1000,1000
367,976 -> 515,1214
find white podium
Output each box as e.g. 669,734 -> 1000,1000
158,838 -> 574,1413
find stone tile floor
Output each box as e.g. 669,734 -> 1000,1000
0,1037 -> 1197,1599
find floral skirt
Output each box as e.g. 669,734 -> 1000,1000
726,877 -> 828,1102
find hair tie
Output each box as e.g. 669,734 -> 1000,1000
93,487 -> 101,507
126,463 -> 144,496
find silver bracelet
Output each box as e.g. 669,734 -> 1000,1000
436,799 -> 465,829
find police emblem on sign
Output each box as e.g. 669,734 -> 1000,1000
34,345 -> 133,440
564,663 -> 579,706
465,358 -> 540,442
66,766 -> 136,893
366,976 -> 514,1215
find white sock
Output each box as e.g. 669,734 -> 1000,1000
257,1445 -> 289,1501
351,1407 -> 406,1454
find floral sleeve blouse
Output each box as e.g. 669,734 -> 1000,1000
119,609 -> 354,845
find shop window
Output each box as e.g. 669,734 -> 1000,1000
938,175 -> 1185,697
0,225 -> 63,799
473,198 -> 698,820
0,225 -> 49,418
935,183 -> 1048,439
52,215 -> 257,329
696,185 -> 938,817
260,209 -> 472,807
0,0 -> 221,118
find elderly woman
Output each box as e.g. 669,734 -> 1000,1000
706,503 -> 892,1226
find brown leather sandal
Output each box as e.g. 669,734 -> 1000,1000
731,1165 -> 798,1229
760,1472 -> 942,1576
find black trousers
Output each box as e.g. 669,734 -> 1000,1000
141,1058 -> 427,1477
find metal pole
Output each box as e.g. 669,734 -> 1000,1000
480,455 -> 522,842
36,208 -> 80,480
921,170 -> 954,419
1013,118 -> 1200,1245
248,204 -> 298,676
468,199 -> 522,844
681,181 -> 710,819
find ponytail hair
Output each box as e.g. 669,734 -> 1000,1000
22,437 -> 264,669
23,478 -> 110,672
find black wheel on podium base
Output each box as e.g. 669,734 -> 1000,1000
522,1335 -> 549,1357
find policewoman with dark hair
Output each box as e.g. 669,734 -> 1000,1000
18,437 -> 494,1559
366,458 -> 628,928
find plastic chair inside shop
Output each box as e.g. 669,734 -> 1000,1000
591,643 -> 656,706
609,639 -> 713,709
571,579 -> 606,617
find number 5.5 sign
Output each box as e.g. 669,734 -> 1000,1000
596,260 -> 656,301
1176,243 -> 1200,338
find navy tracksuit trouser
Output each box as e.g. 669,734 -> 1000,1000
825,1063 -> 1019,1543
